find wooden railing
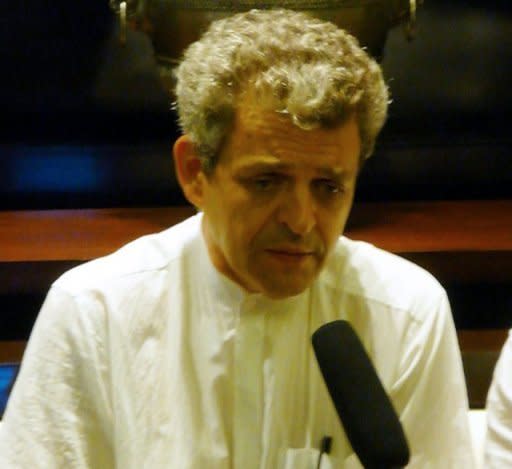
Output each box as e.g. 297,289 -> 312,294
1,199 -> 511,406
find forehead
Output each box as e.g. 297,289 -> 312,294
218,101 -> 361,174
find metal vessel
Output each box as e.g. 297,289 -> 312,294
110,0 -> 422,73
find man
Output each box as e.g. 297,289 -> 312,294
485,330 -> 512,467
0,9 -> 474,468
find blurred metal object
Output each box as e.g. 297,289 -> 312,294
119,2 -> 127,45
109,0 -> 424,88
110,0 -> 144,45
109,0 -> 141,16
405,0 -> 417,40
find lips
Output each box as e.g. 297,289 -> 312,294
267,250 -> 312,256
264,247 -> 315,260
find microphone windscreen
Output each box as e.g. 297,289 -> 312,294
312,320 -> 410,468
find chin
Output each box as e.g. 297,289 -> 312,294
260,281 -> 311,299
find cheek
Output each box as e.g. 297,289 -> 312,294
220,209 -> 255,252
227,214 -> 277,268
319,206 -> 352,244
232,214 -> 262,248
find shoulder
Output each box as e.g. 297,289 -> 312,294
486,330 -> 512,462
33,214 -> 204,344
488,330 -> 512,399
54,213 -> 203,295
323,236 -> 447,318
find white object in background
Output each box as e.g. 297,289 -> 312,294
469,409 -> 487,469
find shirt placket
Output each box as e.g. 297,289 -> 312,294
233,298 -> 265,469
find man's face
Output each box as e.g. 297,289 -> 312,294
197,103 -> 361,299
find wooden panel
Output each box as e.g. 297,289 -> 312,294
459,327 -> 508,408
1,200 -> 511,262
458,329 -> 509,352
0,206 -> 195,262
0,341 -> 26,363
347,200 -> 512,253
0,261 -> 82,295
401,251 -> 512,284
462,350 -> 500,408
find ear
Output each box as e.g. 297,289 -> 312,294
173,135 -> 206,208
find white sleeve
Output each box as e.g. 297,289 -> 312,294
485,329 -> 512,468
0,286 -> 114,468
392,290 -> 476,468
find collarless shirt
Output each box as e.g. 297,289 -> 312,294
0,213 -> 475,468
485,329 -> 512,468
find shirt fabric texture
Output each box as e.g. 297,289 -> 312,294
485,329 -> 512,468
0,213 -> 474,468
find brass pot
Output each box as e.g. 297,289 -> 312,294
113,0 -> 421,64
110,0 -> 421,94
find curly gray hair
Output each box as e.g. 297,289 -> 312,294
174,8 -> 389,173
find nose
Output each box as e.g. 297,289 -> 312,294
277,185 -> 316,236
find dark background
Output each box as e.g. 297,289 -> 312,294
1,0 -> 511,338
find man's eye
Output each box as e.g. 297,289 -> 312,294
314,179 -> 342,195
254,178 -> 273,189
251,174 -> 282,191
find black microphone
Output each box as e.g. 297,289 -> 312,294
312,320 -> 410,468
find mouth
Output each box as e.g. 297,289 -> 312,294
264,248 -> 315,261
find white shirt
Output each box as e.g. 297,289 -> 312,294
485,329 -> 512,468
0,213 -> 474,468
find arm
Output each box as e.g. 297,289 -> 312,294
0,286 -> 114,468
391,290 -> 475,468
485,329 -> 512,467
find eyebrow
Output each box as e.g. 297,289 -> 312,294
316,167 -> 348,178
233,160 -> 349,178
